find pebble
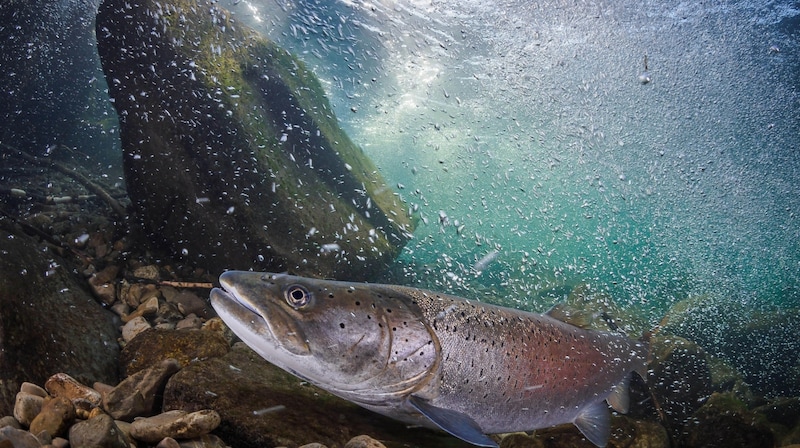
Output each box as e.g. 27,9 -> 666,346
0,416 -> 20,429
129,410 -> 221,443
52,436 -> 70,448
133,265 -> 160,280
20,383 -> 47,398
68,413 -> 129,448
122,316 -> 152,343
0,426 -> 41,448
103,359 -> 181,421
299,443 -> 329,448
167,291 -> 209,317
88,265 -> 120,305
156,436 -> 181,448
176,434 -> 229,448
45,373 -> 103,408
13,392 -> 43,427
344,435 -> 387,448
28,396 -> 75,438
175,313 -> 202,330
120,282 -> 159,308
122,295 -> 160,323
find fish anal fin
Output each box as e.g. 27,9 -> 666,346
573,400 -> 611,448
408,395 -> 498,448
606,375 -> 630,414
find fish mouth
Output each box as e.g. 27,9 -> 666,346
210,271 -> 311,356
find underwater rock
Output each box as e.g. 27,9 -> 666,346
129,409 -> 221,443
344,435 -> 387,448
119,329 -> 230,377
161,344 -> 472,448
68,413 -> 130,448
0,426 -> 41,448
95,0 -> 415,280
0,229 -> 119,416
102,359 -> 181,421
645,334 -> 712,439
13,392 -> 43,428
661,295 -> 800,397
683,392 -> 774,447
28,396 -> 75,438
44,373 -> 103,410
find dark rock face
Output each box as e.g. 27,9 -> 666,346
0,229 -> 119,416
95,0 -> 415,280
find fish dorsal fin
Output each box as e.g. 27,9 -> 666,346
408,396 -> 498,448
573,401 -> 610,447
606,375 -> 630,414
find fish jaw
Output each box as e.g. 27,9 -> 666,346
210,271 -> 312,359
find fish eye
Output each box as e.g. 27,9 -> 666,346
284,284 -> 311,308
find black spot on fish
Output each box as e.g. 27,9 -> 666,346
355,300 -> 360,306
339,323 -> 345,329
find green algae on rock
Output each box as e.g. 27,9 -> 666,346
96,0 -> 415,280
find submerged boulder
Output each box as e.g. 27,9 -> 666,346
96,0 -> 415,280
0,228 -> 119,416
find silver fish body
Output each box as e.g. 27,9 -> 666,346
210,271 -> 647,447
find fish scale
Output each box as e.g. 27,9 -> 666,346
211,271 -> 647,448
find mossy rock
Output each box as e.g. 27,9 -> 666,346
119,329 -> 230,377
96,0 -> 415,280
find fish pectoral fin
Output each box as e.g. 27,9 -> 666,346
573,401 -> 611,448
408,395 -> 498,448
606,375 -> 630,413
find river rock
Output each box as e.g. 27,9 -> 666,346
68,413 -> 129,448
645,333 -> 712,437
129,410 -> 221,443
0,416 -> 20,429
683,392 -> 774,447
95,0 -> 415,280
0,426 -> 41,448
19,383 -> 46,398
103,359 -> 181,421
122,316 -> 153,343
344,435 -> 387,448
0,229 -> 119,416
661,295 -> 800,397
13,392 -> 43,427
28,396 -> 75,438
45,373 -> 103,409
119,329 -> 230,377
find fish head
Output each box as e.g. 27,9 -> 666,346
210,271 -> 440,403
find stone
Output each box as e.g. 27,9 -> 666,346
300,443 -> 329,448
122,316 -> 153,343
119,282 -> 159,308
119,329 -> 230,377
645,333 -> 712,438
45,373 -> 102,408
95,0 -> 415,280
661,296 -> 800,397
175,314 -> 202,331
177,434 -> 229,448
133,265 -> 160,281
88,265 -> 120,305
0,229 -> 120,416
157,437 -> 181,448
0,426 -> 41,448
20,383 -> 46,398
68,413 -> 129,448
122,295 -> 160,323
51,437 -> 70,448
752,396 -> 800,427
129,410 -> 221,443
13,392 -> 43,427
28,396 -> 75,438
167,291 -> 210,318
345,435 -> 386,448
683,392 -> 774,447
0,416 -> 20,429
162,345 -> 468,448
103,359 -> 181,421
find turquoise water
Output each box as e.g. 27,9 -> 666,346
236,0 -> 799,319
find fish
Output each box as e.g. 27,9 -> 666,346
210,271 -> 648,447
